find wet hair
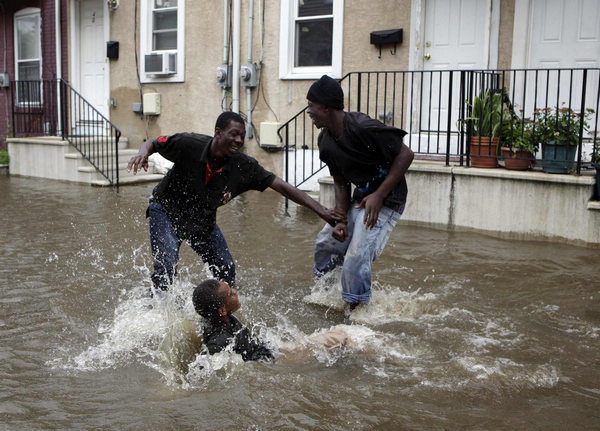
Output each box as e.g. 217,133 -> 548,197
215,111 -> 245,131
192,279 -> 225,320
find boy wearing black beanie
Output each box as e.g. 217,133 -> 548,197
306,75 -> 414,316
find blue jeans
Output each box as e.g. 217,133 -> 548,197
148,200 -> 235,291
313,204 -> 403,304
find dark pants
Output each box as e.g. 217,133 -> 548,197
147,200 -> 235,291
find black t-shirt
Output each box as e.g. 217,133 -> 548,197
318,112 -> 408,211
202,315 -> 274,362
152,133 -> 275,240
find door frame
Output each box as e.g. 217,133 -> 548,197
69,0 -> 110,120
408,0 -> 501,71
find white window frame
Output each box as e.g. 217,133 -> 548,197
140,0 -> 185,83
279,0 -> 344,80
14,7 -> 42,105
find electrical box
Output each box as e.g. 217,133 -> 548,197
240,63 -> 257,88
0,73 -> 8,88
216,64 -> 231,88
259,122 -> 282,148
143,93 -> 161,115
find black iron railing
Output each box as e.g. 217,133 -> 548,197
11,79 -> 122,187
279,68 -> 600,188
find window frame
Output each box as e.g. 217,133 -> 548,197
14,7 -> 42,106
279,0 -> 344,80
140,0 -> 185,83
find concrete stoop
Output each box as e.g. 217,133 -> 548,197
7,136 -> 164,186
317,161 -> 600,245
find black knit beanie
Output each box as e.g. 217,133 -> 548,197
306,75 -> 344,110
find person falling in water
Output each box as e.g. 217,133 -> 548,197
192,279 -> 353,363
127,111 -> 341,296
305,75 -> 414,316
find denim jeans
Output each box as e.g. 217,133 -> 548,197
147,200 -> 235,291
313,204 -> 403,304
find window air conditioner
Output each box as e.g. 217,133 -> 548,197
144,52 -> 177,75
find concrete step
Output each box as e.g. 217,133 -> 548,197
64,148 -> 138,160
91,174 -> 164,187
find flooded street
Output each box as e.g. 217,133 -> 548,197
1,175 -> 599,430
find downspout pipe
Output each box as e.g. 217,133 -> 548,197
55,0 -> 62,135
246,0 -> 254,138
222,0 -> 229,111
232,0 -> 240,113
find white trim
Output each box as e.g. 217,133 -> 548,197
511,0 -> 532,69
103,0 -> 110,118
488,0 -> 500,69
14,7 -> 42,82
279,0 -> 344,80
69,0 -> 80,93
140,0 -> 185,83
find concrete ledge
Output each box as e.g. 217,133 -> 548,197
0,164 -> 8,176
317,160 -> 600,245
7,136 -> 68,146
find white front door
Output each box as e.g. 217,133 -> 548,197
410,0 -> 495,139
78,0 -> 108,119
525,0 -> 600,112
423,0 -> 489,71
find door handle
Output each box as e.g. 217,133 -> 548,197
424,53 -> 431,60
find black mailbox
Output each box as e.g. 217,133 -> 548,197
370,29 -> 403,58
107,41 -> 119,60
370,29 -> 403,46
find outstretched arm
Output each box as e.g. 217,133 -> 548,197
269,177 -> 342,226
127,138 -> 156,174
330,175 -> 352,242
356,143 -> 414,229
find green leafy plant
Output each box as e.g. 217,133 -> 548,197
501,117 -> 537,154
0,149 -> 8,165
533,106 -> 594,146
464,90 -> 504,138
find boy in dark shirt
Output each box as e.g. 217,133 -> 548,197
192,279 -> 353,363
127,112 -> 340,295
192,279 -> 274,362
306,75 -> 414,315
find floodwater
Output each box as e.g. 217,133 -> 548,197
1,175 -> 599,430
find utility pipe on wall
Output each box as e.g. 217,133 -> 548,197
222,0 -> 229,111
246,0 -> 254,137
55,0 -> 62,134
232,0 -> 240,113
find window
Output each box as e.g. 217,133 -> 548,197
279,0 -> 344,80
140,0 -> 185,83
14,8 -> 42,104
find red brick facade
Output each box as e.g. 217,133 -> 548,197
0,0 -> 68,149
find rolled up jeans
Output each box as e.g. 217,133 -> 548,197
148,199 -> 235,291
313,204 -> 402,304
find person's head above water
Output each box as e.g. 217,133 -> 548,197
306,75 -> 344,110
192,279 -> 240,323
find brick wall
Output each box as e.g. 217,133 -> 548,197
0,0 -> 68,149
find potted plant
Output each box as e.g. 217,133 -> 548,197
533,106 -> 593,174
464,90 -> 503,168
500,116 -> 537,170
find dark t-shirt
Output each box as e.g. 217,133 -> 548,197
317,112 -> 408,211
152,133 -> 275,240
202,315 -> 274,362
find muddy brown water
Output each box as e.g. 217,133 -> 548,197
1,176 -> 599,430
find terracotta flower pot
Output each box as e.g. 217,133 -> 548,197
470,136 -> 499,168
501,147 -> 533,170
